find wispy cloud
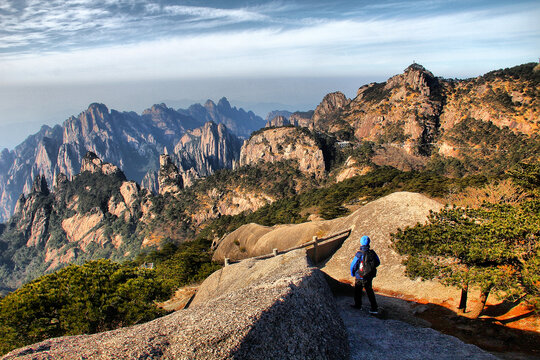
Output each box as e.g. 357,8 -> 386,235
1,4 -> 538,84
0,0 -> 275,53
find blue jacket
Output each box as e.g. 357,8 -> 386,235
350,245 -> 380,279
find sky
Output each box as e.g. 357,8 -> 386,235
0,0 -> 539,149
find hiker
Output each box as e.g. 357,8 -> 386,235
350,235 -> 380,314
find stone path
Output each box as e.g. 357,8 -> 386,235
334,295 -> 499,360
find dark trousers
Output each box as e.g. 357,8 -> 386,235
354,277 -> 378,311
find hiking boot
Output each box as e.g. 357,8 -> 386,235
369,309 -> 379,314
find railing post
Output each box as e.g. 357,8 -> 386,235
273,248 -> 278,257
313,236 -> 318,263
225,258 -> 230,266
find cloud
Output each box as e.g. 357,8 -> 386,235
0,1 -> 538,83
0,0 -> 274,52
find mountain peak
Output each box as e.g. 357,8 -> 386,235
403,63 -> 434,78
87,103 -> 109,114
204,99 -> 216,108
217,97 -> 231,109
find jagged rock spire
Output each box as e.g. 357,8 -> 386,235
158,154 -> 183,195
31,175 -> 49,195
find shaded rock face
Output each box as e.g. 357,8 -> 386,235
4,250 -> 349,360
239,127 -> 326,177
178,97 -> 265,139
0,153 -> 151,292
174,121 -> 242,179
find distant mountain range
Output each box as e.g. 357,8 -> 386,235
0,98 -> 265,221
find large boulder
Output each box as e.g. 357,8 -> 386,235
3,250 -> 349,360
213,192 -> 459,305
213,221 -> 334,262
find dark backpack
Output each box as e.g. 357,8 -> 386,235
355,250 -> 379,278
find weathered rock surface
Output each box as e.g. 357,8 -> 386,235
334,296 -> 497,360
343,64 -> 443,157
213,222 -> 333,262
312,91 -> 350,133
239,127 -> 326,177
3,250 -> 349,360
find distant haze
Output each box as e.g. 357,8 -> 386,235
1,0 -> 538,149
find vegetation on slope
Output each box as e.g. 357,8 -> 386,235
391,163 -> 540,318
434,118 -> 540,177
0,239 -> 220,356
197,166 -> 488,241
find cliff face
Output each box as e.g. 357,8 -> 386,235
340,63 -> 538,160
312,91 -> 350,134
239,127 -> 326,177
341,64 -> 443,156
174,121 -> 242,178
0,152 -> 151,293
265,115 -> 290,128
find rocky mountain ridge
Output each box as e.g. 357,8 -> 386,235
0,99 -> 258,221
177,97 -> 265,139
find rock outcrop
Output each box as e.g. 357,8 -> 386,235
158,154 -> 183,195
312,91 -> 350,133
342,64 -> 444,157
239,127 -> 326,177
3,250 -> 349,360
289,111 -> 314,128
265,115 -> 290,128
174,121 -> 242,179
265,110 -> 292,123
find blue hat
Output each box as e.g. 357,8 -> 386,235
360,236 -> 371,246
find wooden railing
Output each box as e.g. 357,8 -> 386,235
224,228 -> 352,266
